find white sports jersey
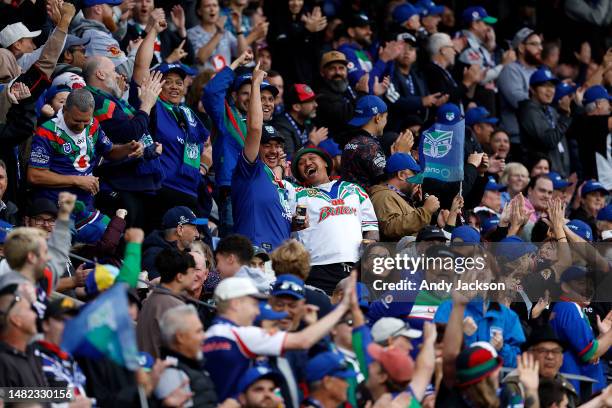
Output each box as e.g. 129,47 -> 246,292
295,180 -> 378,265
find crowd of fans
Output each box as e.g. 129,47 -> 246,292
0,0 -> 612,406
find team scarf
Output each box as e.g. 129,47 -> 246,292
223,100 -> 247,146
85,85 -> 136,120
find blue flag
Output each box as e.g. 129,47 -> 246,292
418,119 -> 465,182
61,283 -> 140,370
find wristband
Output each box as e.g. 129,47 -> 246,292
236,31 -> 244,35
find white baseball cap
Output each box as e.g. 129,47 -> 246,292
0,23 -> 41,48
214,277 -> 268,301
371,317 -> 422,343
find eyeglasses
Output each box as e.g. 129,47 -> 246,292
531,347 -> 563,356
273,280 -> 305,295
32,217 -> 56,227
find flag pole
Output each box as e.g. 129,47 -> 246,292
138,385 -> 149,408
459,181 -> 463,197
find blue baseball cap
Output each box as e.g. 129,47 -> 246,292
306,352 -> 356,383
566,219 -> 593,241
154,62 -> 197,78
583,85 -> 612,105
547,171 -> 572,190
481,215 -> 500,234
582,180 -> 609,196
233,73 -> 252,90
385,152 -> 421,173
237,365 -> 283,394
317,138 -> 342,158
560,265 -> 588,283
436,103 -> 462,125
451,226 -> 481,243
553,82 -> 577,103
485,176 -> 506,191
462,6 -> 497,24
416,0 -> 444,16
349,96 -> 388,127
497,235 -> 537,261
0,220 -> 13,244
83,0 -> 121,7
529,67 -> 559,86
393,3 -> 423,24
255,301 -> 288,324
597,205 -> 612,221
161,206 -> 208,229
261,80 -> 279,97
465,107 -> 499,127
271,274 -> 305,300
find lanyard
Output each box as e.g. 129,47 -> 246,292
404,73 -> 415,95
284,112 -> 308,145
386,183 -> 407,198
544,106 -> 556,128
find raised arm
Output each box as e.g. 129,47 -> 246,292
244,61 -> 264,163
134,10 -> 167,85
284,272 -> 356,350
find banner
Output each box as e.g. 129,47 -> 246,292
418,119 -> 465,182
61,283 -> 140,370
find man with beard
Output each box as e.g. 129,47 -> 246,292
237,365 -> 284,408
272,84 -> 328,158
498,28 -> 542,150
73,0 -> 132,77
370,152 -> 440,241
83,56 -> 165,228
518,67 -> 572,176
550,266 -> 612,397
292,146 -> 379,294
203,49 -> 278,236
314,51 -> 360,145
338,13 -> 399,92
232,63 -> 297,251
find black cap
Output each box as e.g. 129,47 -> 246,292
44,297 -> 79,320
521,324 -> 564,351
348,13 -> 371,28
27,198 -> 58,218
416,225 -> 448,242
261,124 -> 284,144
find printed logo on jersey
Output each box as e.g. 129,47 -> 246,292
74,155 -> 91,172
318,205 -> 357,222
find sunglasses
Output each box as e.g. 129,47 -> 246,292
273,281 -> 305,295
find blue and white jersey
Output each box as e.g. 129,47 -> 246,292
203,317 -> 287,400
